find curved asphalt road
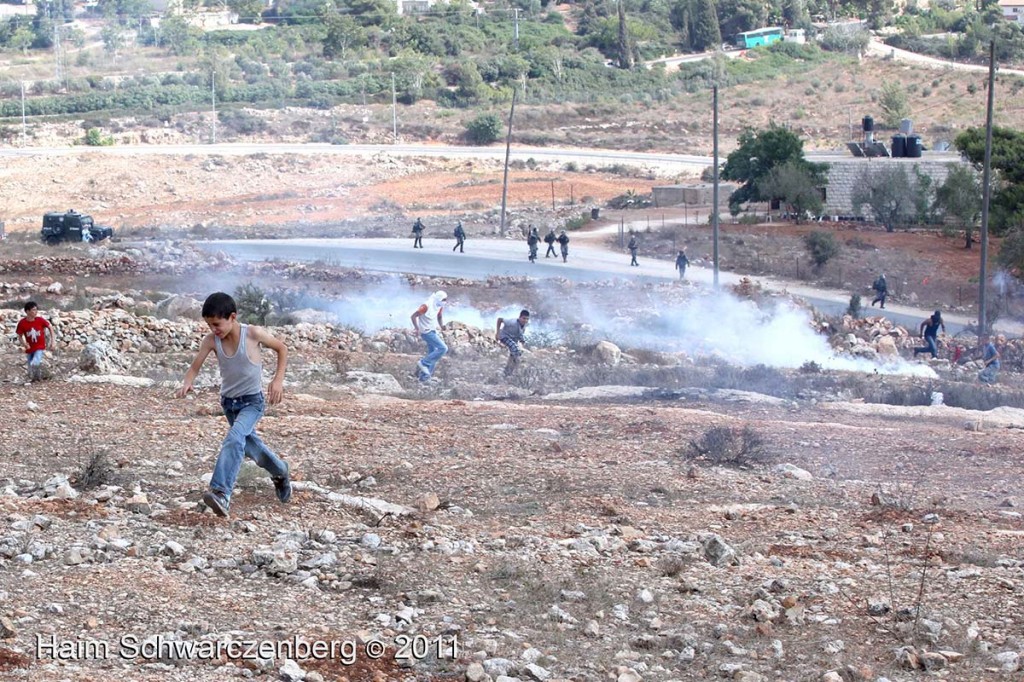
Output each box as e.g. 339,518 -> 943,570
200,236 -> 1018,337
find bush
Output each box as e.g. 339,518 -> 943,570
234,282 -> 271,325
847,293 -> 862,318
803,230 -> 840,268
84,128 -> 114,146
464,113 -> 503,144
683,425 -> 771,468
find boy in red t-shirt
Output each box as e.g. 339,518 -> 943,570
15,301 -> 53,382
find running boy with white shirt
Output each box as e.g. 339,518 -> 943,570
411,291 -> 448,383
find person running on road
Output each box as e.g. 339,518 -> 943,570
544,228 -> 557,258
913,310 -> 946,359
871,273 -> 888,309
628,235 -> 639,267
411,291 -> 448,382
453,221 -> 466,253
411,218 -> 424,249
675,249 -> 689,280
557,230 -> 570,263
527,227 -> 539,263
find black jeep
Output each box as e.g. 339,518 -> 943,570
41,210 -> 114,245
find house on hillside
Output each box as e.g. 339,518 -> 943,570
999,0 -> 1024,25
157,0 -> 238,27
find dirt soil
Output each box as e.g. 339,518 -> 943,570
1,364 -> 1023,681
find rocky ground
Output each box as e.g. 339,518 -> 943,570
1,241 -> 1024,682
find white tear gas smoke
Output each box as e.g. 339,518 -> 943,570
325,278 -> 934,378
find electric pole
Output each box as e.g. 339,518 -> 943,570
391,73 -> 397,143
513,8 -> 519,51
499,88 -> 518,238
712,85 -> 720,289
979,39 -> 996,336
21,81 -> 26,147
211,72 -> 216,144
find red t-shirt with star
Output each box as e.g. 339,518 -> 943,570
16,317 -> 51,354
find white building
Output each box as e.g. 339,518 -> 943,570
999,0 -> 1024,25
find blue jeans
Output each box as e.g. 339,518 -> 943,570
979,364 -> 999,384
914,335 -> 938,358
419,330 -> 448,380
27,350 -> 44,367
210,393 -> 288,501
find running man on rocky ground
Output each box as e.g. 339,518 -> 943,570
411,218 -> 424,248
176,292 -> 292,518
628,234 -> 639,267
16,301 -> 53,382
675,250 -> 689,280
913,310 -> 946,359
544,228 -> 557,258
557,230 -> 570,263
411,290 -> 448,382
496,310 -> 530,378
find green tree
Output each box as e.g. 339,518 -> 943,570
851,165 -> 915,232
803,230 -> 840,268
756,159 -> 825,221
616,0 -> 633,68
227,0 -> 266,24
955,126 -> 1024,235
10,25 -> 33,54
935,165 -> 981,248
321,11 -> 365,59
879,80 -> 909,128
157,15 -> 200,56
721,124 -> 824,213
101,24 -> 126,62
464,112 -> 503,144
998,228 -> 1024,276
716,0 -> 766,40
671,0 -> 721,52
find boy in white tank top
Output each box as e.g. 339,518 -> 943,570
176,292 -> 292,517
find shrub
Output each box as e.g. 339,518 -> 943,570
84,128 -> 114,146
683,425 -> 771,468
803,230 -> 840,268
234,282 -> 271,325
464,113 -> 503,144
848,293 -> 862,318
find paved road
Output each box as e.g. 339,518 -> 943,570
0,142 -> 712,173
866,39 -> 1024,77
200,236 -> 1018,337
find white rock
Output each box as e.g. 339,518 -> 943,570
280,658 -> 307,681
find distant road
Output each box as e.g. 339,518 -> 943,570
866,39 -> 1024,77
0,142 -> 713,173
200,236 -> 1020,337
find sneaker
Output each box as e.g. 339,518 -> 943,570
272,465 -> 292,504
202,490 -> 230,518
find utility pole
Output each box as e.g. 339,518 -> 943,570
391,73 -> 397,143
979,39 -> 996,336
499,88 -> 518,238
21,81 -> 27,147
513,8 -> 519,50
712,85 -> 720,289
211,72 -> 216,144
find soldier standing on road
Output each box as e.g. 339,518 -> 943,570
527,227 -> 539,263
453,221 -> 466,253
871,273 -> 888,309
675,249 -> 689,280
544,228 -> 557,258
496,310 -> 530,378
411,218 -> 424,249
628,234 -> 639,267
913,310 -> 946,359
557,230 -> 570,263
